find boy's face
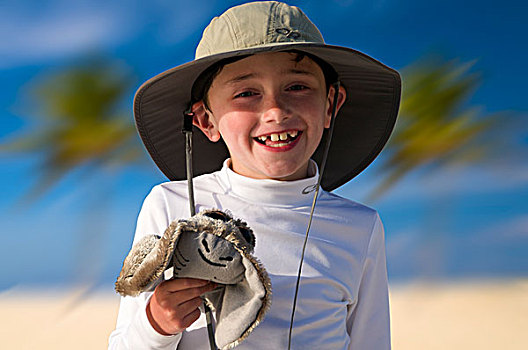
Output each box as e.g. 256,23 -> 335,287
193,52 -> 345,181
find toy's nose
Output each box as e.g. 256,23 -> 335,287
201,236 -> 234,262
201,236 -> 216,253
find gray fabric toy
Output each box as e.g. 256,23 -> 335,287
116,209 -> 272,349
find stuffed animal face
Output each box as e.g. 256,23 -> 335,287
174,231 -> 245,284
172,210 -> 255,284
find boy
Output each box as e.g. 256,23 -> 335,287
109,1 -> 400,349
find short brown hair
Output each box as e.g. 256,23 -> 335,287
191,51 -> 338,110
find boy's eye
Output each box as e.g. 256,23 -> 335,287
234,91 -> 256,98
287,84 -> 308,91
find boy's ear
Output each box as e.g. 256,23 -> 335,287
324,84 -> 347,128
191,101 -> 221,142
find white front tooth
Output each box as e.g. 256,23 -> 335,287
288,130 -> 298,138
280,132 -> 288,140
270,134 -> 279,141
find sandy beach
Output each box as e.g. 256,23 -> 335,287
390,279 -> 528,350
1,279 -> 527,349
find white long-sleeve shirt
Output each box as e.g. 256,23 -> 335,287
109,160 -> 390,349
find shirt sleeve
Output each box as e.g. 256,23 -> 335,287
346,213 -> 391,350
108,186 -> 183,350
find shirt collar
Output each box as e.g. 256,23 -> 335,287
215,159 -> 321,207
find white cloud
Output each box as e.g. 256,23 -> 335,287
477,215 -> 528,239
397,164 -> 528,197
0,1 -> 137,68
337,160 -> 528,206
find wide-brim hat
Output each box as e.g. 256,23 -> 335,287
134,1 -> 401,191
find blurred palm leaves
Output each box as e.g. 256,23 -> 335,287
2,59 -> 143,200
370,57 -> 504,200
0,58 -> 146,292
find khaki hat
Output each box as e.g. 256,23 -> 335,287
134,1 -> 401,190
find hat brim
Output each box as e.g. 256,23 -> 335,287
134,43 -> 401,191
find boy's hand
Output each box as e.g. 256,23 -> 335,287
146,278 -> 216,336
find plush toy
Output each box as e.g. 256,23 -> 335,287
116,209 -> 272,349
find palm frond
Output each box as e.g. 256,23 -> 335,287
369,57 -> 507,200
1,58 -> 143,200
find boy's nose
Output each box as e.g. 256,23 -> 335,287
261,94 -> 290,124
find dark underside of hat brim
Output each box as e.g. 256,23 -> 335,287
134,43 -> 401,191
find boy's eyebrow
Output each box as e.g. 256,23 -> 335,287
225,69 -> 318,85
285,68 -> 318,77
225,73 -> 257,85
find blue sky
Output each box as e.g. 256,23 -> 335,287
1,0 -> 527,290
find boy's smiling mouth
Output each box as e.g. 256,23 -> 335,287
253,130 -> 302,149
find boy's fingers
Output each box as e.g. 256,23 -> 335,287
174,282 -> 217,304
149,282 -> 216,333
180,308 -> 202,329
177,296 -> 204,316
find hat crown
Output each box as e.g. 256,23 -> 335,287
196,1 -> 324,59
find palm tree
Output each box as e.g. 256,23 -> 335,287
2,58 -> 143,201
1,58 -> 145,293
369,56 -> 505,200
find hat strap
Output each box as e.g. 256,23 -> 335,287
183,108 -> 218,350
182,110 -> 196,217
288,81 -> 341,349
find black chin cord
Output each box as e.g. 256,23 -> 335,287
287,81 -> 341,350
183,112 -> 196,217
183,110 -> 218,350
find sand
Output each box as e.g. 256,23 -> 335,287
0,287 -> 120,349
390,279 -> 528,350
1,279 -> 527,349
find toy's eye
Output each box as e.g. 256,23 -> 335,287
203,211 -> 229,221
238,226 -> 255,246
